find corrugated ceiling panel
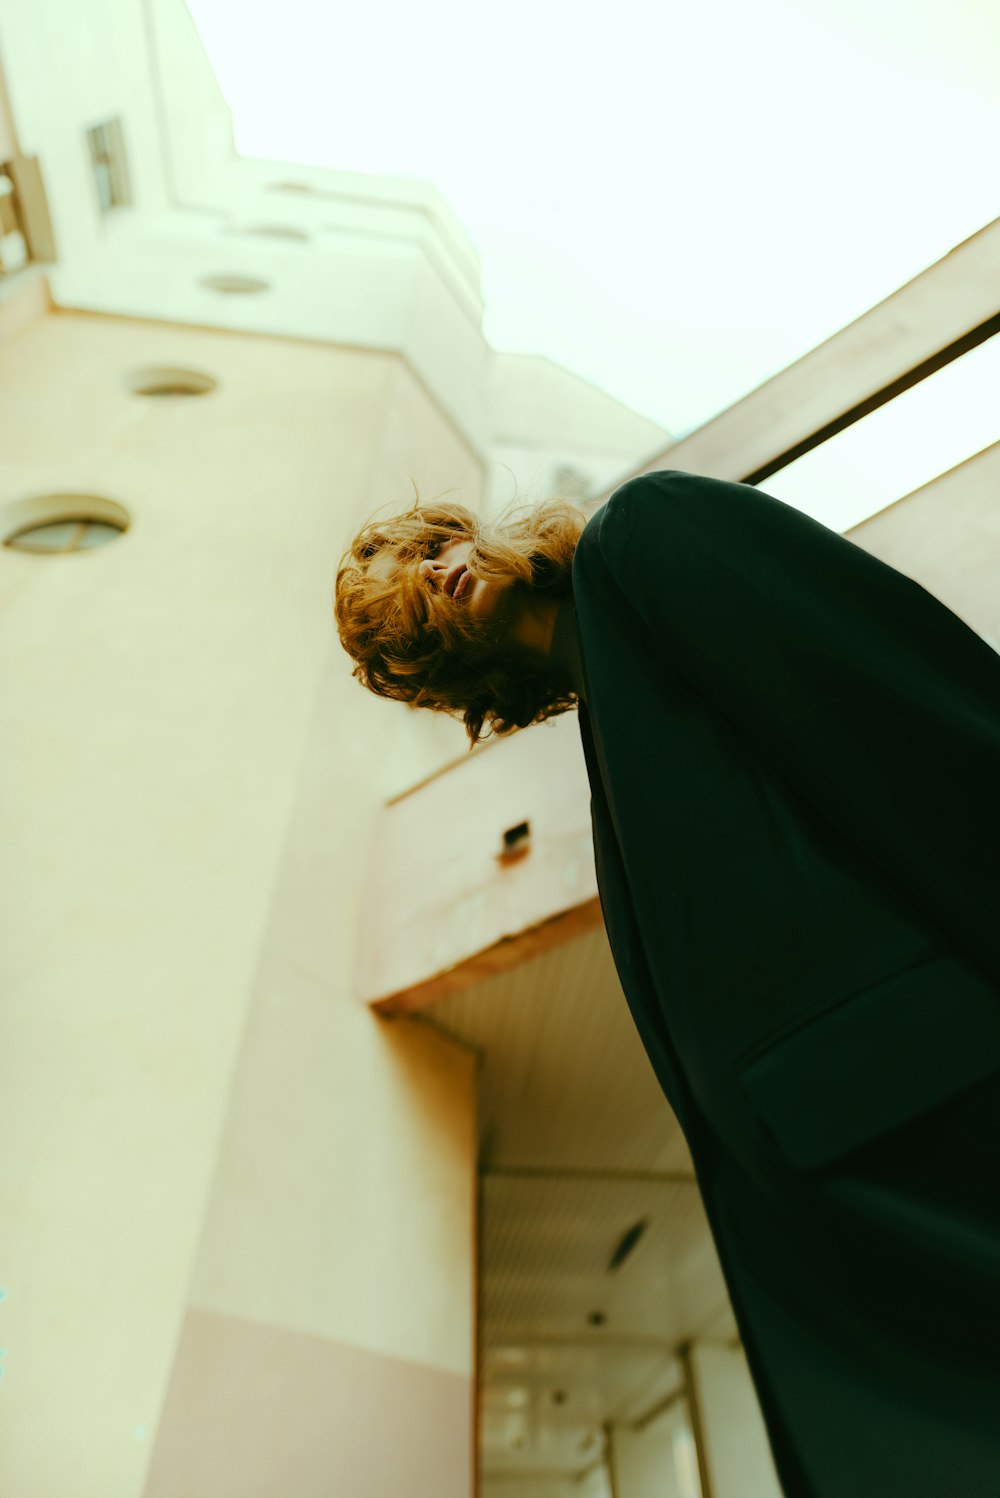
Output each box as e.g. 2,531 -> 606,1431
427,927 -> 694,1175
419,925 -> 732,1479
481,1173 -> 726,1349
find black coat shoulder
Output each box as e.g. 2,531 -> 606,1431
574,467 -> 1000,988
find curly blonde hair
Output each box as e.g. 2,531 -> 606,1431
334,483 -> 588,745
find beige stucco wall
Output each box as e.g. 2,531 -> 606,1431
0,308 -> 479,1497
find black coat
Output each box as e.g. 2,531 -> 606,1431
570,470 -> 1000,1497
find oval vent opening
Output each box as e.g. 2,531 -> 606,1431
3,493 -> 130,554
199,274 -> 270,295
125,366 -> 218,397
223,224 -> 310,243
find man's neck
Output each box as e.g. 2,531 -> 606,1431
545,594 -> 587,702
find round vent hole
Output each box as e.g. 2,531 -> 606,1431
199,274 -> 270,295
3,493 -> 130,554
126,366 -> 218,397
224,224 -> 310,243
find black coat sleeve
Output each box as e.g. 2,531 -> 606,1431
595,470 -> 1000,986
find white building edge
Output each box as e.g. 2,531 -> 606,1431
0,0 -> 671,519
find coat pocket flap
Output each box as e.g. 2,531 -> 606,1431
739,953 -> 1000,1170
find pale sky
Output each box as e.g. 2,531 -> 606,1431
186,0 -> 998,438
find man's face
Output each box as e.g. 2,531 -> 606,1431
367,533 -> 520,640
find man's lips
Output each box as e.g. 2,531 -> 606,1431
446,565 -> 472,600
